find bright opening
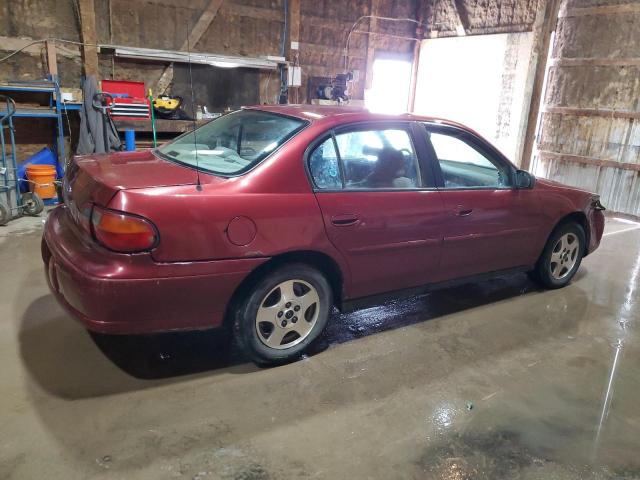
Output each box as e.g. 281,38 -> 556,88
365,58 -> 412,114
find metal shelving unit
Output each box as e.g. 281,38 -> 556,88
0,76 -> 70,166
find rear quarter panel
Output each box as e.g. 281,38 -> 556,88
108,126 -> 352,293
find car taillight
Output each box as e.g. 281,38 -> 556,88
91,205 -> 158,253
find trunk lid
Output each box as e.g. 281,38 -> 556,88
63,150 -> 198,233
66,149 -> 198,206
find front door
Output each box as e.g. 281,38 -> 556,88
423,124 -> 543,280
308,123 -> 446,298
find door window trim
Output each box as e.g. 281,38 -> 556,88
422,122 -> 517,191
304,121 -> 437,193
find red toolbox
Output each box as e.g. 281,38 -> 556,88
101,80 -> 150,119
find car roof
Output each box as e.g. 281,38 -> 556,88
243,104 -> 468,130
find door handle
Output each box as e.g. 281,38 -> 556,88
331,214 -> 360,227
455,205 -> 473,217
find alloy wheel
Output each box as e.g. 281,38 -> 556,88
255,279 -> 320,350
550,232 -> 580,280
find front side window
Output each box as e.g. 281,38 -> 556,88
310,127 -> 421,190
428,130 -> 511,188
156,110 -> 307,175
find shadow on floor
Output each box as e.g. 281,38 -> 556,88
19,270 -> 585,399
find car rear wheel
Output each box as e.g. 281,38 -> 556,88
234,264 -> 332,365
529,222 -> 585,289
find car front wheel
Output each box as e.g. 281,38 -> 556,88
530,222 -> 586,289
234,264 -> 332,365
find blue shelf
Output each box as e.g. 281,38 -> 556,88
2,108 -> 59,118
0,85 -> 56,94
0,77 -> 66,167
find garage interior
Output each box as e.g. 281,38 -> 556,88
1,0 -> 640,478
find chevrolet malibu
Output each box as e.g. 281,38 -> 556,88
42,105 -> 605,364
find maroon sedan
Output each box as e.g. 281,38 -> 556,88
42,105 -> 605,364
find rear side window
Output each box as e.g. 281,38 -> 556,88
309,127 -> 421,190
156,110 -> 307,176
309,138 -> 342,189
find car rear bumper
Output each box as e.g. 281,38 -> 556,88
43,206 -> 268,334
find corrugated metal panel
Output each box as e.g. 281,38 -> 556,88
534,7 -> 640,217
534,155 -> 640,216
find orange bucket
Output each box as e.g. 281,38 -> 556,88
26,164 -> 57,199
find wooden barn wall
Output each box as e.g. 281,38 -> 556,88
1,0 -> 418,99
534,1 -> 640,217
299,0 -> 418,103
0,0 -> 418,161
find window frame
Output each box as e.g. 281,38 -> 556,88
304,121 -> 436,193
423,123 -> 517,191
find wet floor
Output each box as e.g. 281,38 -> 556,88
1,213 -> 639,479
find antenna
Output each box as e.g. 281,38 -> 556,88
186,20 -> 203,191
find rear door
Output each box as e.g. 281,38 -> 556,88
422,123 -> 543,280
308,122 -> 446,299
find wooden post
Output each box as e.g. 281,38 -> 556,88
45,40 -> 58,77
78,0 -> 99,77
519,0 -> 561,171
364,0 -> 381,91
408,0 -> 426,112
285,0 -> 301,103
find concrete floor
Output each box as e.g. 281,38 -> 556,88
1,213 -> 639,480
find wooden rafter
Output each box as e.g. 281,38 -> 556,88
154,0 -> 224,94
451,0 -> 470,35
559,3 -> 640,17
0,36 -> 80,58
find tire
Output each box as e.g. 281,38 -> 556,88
0,199 -> 10,226
21,192 -> 44,216
234,263 -> 333,365
530,222 -> 586,289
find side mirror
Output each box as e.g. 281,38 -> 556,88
515,170 -> 535,189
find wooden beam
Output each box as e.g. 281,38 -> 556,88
518,0 -> 561,171
451,0 -> 469,35
538,151 -> 640,172
408,0 -> 427,112
550,57 -> 640,67
155,0 -> 224,94
364,0 -> 381,91
287,0 -> 301,57
45,40 -> 58,77
113,118 -> 208,133
78,0 -> 99,77
0,36 -> 81,58
542,106 -> 640,120
559,3 -> 640,17
183,0 -> 224,51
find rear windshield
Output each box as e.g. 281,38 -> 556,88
156,110 -> 308,176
